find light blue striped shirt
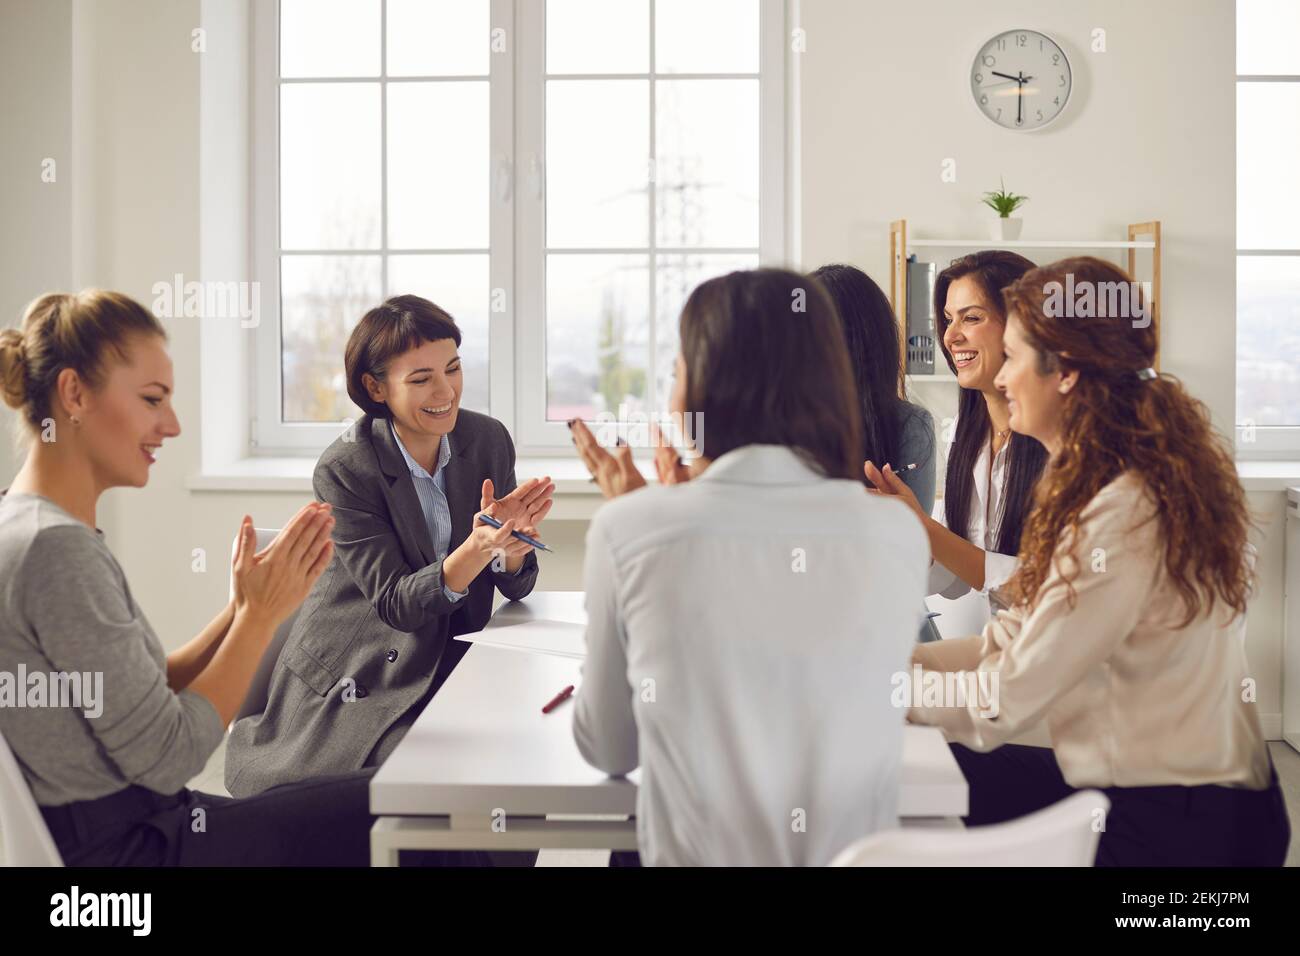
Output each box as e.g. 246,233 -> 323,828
391,427 -> 469,603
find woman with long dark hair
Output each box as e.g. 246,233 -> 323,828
866,251 -> 1047,624
909,257 -> 1289,866
812,264 -> 936,514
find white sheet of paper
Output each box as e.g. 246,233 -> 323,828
456,618 -> 587,659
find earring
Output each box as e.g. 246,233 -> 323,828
69,415 -> 80,426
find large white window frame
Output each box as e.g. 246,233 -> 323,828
514,0 -> 788,452
251,0 -> 515,453
249,0 -> 787,458
1235,27 -> 1300,459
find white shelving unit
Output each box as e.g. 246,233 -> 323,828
887,219 -> 1163,382
907,239 -> 1155,249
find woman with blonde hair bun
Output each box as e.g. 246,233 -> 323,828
0,290 -> 405,866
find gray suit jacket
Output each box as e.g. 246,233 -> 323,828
224,410 -> 539,796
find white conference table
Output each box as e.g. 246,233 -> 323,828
369,592 -> 968,865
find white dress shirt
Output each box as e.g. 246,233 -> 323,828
391,427 -> 469,603
928,416 -> 1019,617
572,444 -> 929,866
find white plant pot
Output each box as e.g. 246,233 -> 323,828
989,217 -> 1023,241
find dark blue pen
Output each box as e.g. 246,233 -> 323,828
477,513 -> 554,553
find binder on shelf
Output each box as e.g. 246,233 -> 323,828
905,255 -> 937,376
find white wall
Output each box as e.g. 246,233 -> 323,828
0,0 -> 73,479
800,0 -> 1235,433
0,0 -> 1288,734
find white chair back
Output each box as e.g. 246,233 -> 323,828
830,790 -> 1110,867
0,727 -> 64,866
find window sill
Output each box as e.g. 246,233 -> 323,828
186,457 -> 315,492
186,454 -> 653,521
1235,460 -> 1300,492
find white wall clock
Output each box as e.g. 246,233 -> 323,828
970,29 -> 1072,131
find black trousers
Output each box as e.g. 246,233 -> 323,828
39,769 -> 502,867
949,742 -> 1292,867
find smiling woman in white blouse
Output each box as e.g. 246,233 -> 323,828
910,257 -> 1289,867
867,250 -> 1047,625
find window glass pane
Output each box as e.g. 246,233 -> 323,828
387,0 -> 490,76
387,82 -> 490,249
656,79 -> 760,248
654,253 -> 758,406
1238,84 -> 1300,248
547,0 -> 649,74
1238,0 -> 1300,74
547,80 -> 650,248
1237,256 -> 1300,429
547,254 -> 649,421
281,0 -> 380,78
387,254 -> 491,414
281,84 -> 381,249
281,255 -> 384,422
655,0 -> 758,74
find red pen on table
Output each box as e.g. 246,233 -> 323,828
542,684 -> 575,714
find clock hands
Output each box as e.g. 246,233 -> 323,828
990,70 -> 1035,84
984,59 -> 1047,126
986,69 -> 1035,124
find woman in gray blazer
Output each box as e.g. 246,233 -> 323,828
226,295 -> 552,797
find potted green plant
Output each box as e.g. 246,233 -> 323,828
982,178 -> 1028,241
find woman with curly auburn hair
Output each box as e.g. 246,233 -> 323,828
907,256 -> 1289,867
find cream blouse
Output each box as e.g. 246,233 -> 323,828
910,471 -> 1271,791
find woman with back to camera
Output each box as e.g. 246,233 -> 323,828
0,290 -> 377,866
910,256 -> 1290,866
568,268 -> 930,866
866,251 -> 1048,628
813,263 -> 939,643
811,264 -> 936,514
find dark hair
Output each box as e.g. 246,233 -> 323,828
0,290 -> 168,436
932,250 -> 1046,554
679,268 -> 863,480
811,263 -> 929,475
1002,257 -> 1252,624
345,294 -> 461,417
